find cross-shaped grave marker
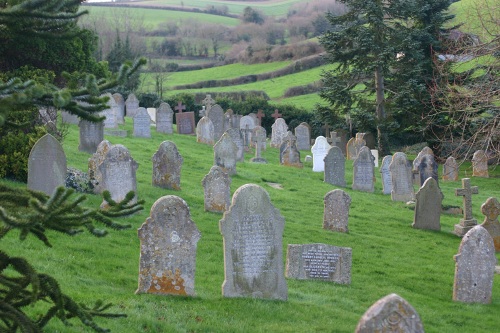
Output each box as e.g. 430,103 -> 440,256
175,101 -> 186,113
202,94 -> 215,112
329,131 -> 342,147
271,109 -> 282,120
256,109 -> 265,126
454,178 -> 479,236
480,197 -> 500,251
250,127 -> 268,164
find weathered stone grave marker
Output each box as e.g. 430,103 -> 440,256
88,140 -> 112,194
239,115 -> 255,150
294,122 -> 311,151
125,93 -> 139,118
112,93 -> 125,124
133,107 -> 151,138
225,128 -> 244,162
152,141 -> 183,190
413,177 -> 443,231
389,152 -> 415,202
196,116 -> 215,145
472,150 -> 489,178
324,146 -> 346,187
256,109 -> 265,126
480,197 -> 500,251
454,178 -> 479,237
270,118 -> 288,148
323,189 -> 351,232
352,146 -> 374,192
207,104 -> 225,142
202,94 -> 215,113
156,102 -> 174,134
443,156 -> 459,181
418,154 -> 438,186
311,136 -> 331,172
201,166 -> 231,213
250,126 -> 268,164
380,155 -> 392,195
214,132 -> 238,175
280,132 -> 302,168
78,120 -> 104,154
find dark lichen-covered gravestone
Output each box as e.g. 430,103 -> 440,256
201,166 -> 231,213
152,141 -> 183,190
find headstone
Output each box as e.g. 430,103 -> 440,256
271,109 -> 282,120
270,118 -> 288,148
286,244 -> 352,284
324,146 -> 346,187
480,197 -> 500,251
418,154 -> 438,186
412,147 -> 434,186
61,111 -> 79,124
196,116 -> 215,145
363,132 -> 376,149
156,102 -> 174,134
346,137 -> 356,160
347,133 -> 366,160
101,93 -> 118,129
133,107 -> 151,138
413,177 -> 443,231
207,104 -> 225,142
174,101 -> 195,135
355,294 -> 424,333
311,136 -> 331,172
280,132 -> 303,168
240,116 -> 255,150
219,184 -> 287,300
112,93 -> 125,124
335,129 -> 349,156
27,134 -> 66,196
223,109 -> 233,131
250,126 -> 268,164
99,144 -> 138,205
327,131 -> 341,148
370,149 -> 379,168
248,113 -> 259,126
88,140 -> 112,194
251,126 -> 266,151
202,94 -> 215,113
323,189 -> 351,232
125,93 -> 139,118
352,146 -> 375,193
136,195 -> 201,296
78,119 -> 104,154
225,128 -> 244,162
294,123 -> 311,151
147,108 -> 156,125
472,150 -> 488,178
454,178 -> 479,237
389,152 -> 415,202
152,141 -> 183,190
443,156 -> 459,181
201,166 -> 231,213
214,132 -> 238,175
380,155 -> 392,195
256,109 -> 265,126
453,225 -> 496,303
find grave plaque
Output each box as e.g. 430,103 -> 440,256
220,184 -> 287,300
270,118 -> 288,148
27,134 -> 67,196
152,141 -> 183,190
136,195 -> 201,296
443,156 -> 459,181
472,150 -> 489,178
413,177 -> 443,231
479,197 -> 500,251
225,128 -> 244,162
294,123 -> 311,151
453,225 -> 496,303
389,152 -> 415,202
380,155 -> 392,195
311,136 -> 331,172
201,166 -> 231,213
355,294 -> 424,333
352,146 -> 374,192
156,102 -> 174,134
78,120 -> 104,154
196,116 -> 215,145
286,244 -> 351,284
454,178 -> 479,237
88,140 -> 112,194
324,146 -> 346,187
214,132 -> 238,175
323,189 -> 351,232
207,104 -> 225,142
133,108 -> 151,138
125,93 -> 139,118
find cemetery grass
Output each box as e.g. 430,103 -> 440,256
1,121 -> 500,332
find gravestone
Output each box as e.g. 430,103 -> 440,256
224,109 -> 233,131
389,152 -> 415,202
125,93 -> 139,118
294,123 -> 311,151
271,109 -> 282,120
256,109 -> 265,126
201,166 -> 231,213
152,141 -> 183,190
413,177 -> 444,231
355,294 -> 424,333
174,102 -> 195,135
251,125 -> 266,151
101,93 -> 118,129
370,149 -> 379,168
412,147 -> 434,186
327,131 -> 341,148
202,94 -> 215,113
453,225 -> 496,303
347,133 -> 366,160
133,107 -> 151,138
196,116 -> 215,145
61,111 -> 79,124
99,144 -> 138,205
248,113 -> 258,126
250,126 -> 268,164
352,146 -> 375,193
240,115 -> 255,150
286,244 -> 351,284
27,134 -> 67,196
324,146 -> 346,187
78,120 -> 104,154
207,104 -> 225,142
112,93 -> 125,124
270,118 -> 288,148
88,140 -> 112,194
363,132 -> 376,149
380,155 -> 392,195
472,150 -> 488,178
454,178 -> 479,237
225,128 -> 244,162
443,156 -> 459,181
323,189 -> 351,233
280,133 -> 303,168
156,102 -> 174,134
480,197 -> 500,251
335,129 -> 349,156
136,195 -> 201,296
311,136 -> 331,172
418,154 -> 438,186
214,132 -> 238,175
220,184 -> 287,300
346,137 -> 356,160
147,108 -> 156,125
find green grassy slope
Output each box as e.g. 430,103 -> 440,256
2,120 -> 499,332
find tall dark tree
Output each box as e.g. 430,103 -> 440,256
318,0 -> 452,154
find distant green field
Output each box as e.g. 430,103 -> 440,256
276,93 -> 327,110
449,0 -> 497,40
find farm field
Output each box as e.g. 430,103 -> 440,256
3,120 -> 499,332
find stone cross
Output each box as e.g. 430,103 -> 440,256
329,131 -> 341,147
202,94 -> 215,112
250,126 -> 267,163
480,197 -> 500,251
175,101 -> 186,114
454,178 -> 479,236
256,109 -> 265,126
271,109 -> 282,120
